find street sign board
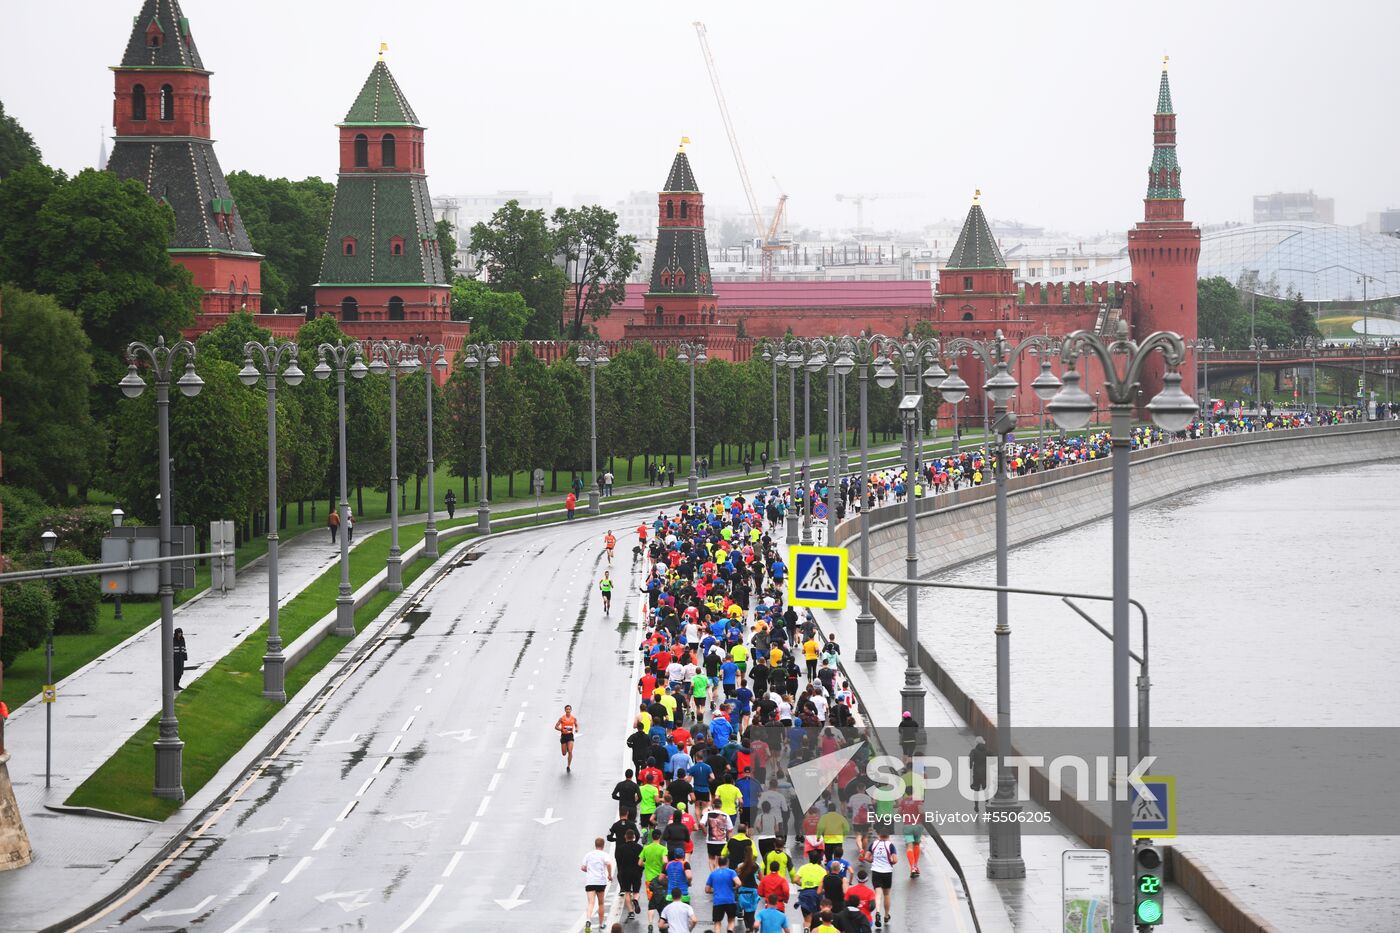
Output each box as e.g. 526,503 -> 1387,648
41,685 -> 56,704
1062,848 -> 1111,933
788,545 -> 848,609
532,468 -> 545,494
1131,775 -> 1176,838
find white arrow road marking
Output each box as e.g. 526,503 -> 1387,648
495,884 -> 530,911
322,733 -> 359,746
436,729 -> 476,743
317,889 -> 374,912
245,817 -> 289,834
140,894 -> 215,921
534,808 -> 562,826
383,811 -> 433,830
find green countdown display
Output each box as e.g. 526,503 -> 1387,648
1139,875 -> 1161,894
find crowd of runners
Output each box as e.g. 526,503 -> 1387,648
573,491 -> 942,933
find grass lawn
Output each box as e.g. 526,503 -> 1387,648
1,527 -> 292,710
63,520 -> 465,820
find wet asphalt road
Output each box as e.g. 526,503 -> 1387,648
75,507 -> 978,933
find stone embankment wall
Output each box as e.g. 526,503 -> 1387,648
833,421 -> 1399,933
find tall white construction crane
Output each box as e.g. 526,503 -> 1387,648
835,193 -> 917,233
693,21 -> 786,281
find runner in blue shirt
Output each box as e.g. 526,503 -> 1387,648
689,759 -> 714,803
755,896 -> 790,933
706,857 -> 740,931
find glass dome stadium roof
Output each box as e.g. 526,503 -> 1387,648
1051,222 -> 1400,302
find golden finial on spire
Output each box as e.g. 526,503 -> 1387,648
378,42 -> 389,61
973,188 -> 981,205
678,135 -> 691,152
1162,54 -> 1169,70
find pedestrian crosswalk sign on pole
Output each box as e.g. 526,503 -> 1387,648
789,545 -> 848,609
1131,775 -> 1176,838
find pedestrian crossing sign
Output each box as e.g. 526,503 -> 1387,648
1131,775 -> 1176,838
789,545 -> 848,609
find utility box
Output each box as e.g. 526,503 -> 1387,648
101,526 -> 197,595
210,520 -> 236,593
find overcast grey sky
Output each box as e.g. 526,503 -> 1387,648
7,0 -> 1399,236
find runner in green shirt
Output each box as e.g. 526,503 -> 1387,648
692,671 -> 711,718
599,571 -> 613,614
640,831 -> 668,882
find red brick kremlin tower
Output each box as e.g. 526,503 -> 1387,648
314,52 -> 452,327
106,0 -> 263,314
643,143 -> 718,328
1128,58 -> 1200,401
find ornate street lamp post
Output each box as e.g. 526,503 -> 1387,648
761,344 -> 786,484
460,343 -> 501,532
677,340 -> 707,499
110,505 -> 125,620
830,335 -> 885,662
239,340 -> 305,700
1249,336 -> 1269,415
872,334 -> 947,725
411,341 -> 449,558
576,342 -> 611,515
1185,337 -> 1215,416
783,338 -> 806,545
942,330 -> 1061,880
1047,321 -> 1195,933
367,341 -> 421,592
119,336 -> 205,799
313,342 -> 368,637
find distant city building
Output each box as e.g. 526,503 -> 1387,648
432,191 -> 553,274
1365,209 -> 1400,237
1253,191 -> 1334,224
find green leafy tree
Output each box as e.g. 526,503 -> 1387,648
1197,277 -> 1243,349
194,310 -> 273,364
1,579 -> 54,669
449,278 -> 529,341
469,200 -> 566,339
0,286 -> 102,500
0,101 -> 42,180
443,351 -> 528,498
553,205 -> 640,339
436,218 -> 458,277
225,172 -> 335,315
0,166 -> 200,416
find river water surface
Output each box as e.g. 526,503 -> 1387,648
891,459 -> 1400,931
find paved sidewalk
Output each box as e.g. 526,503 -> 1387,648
815,588 -> 1222,931
0,512 -> 405,919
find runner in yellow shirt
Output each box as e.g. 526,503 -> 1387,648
794,852 -> 828,926
714,780 -> 743,818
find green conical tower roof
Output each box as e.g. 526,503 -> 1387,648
120,0 -> 204,71
1147,59 -> 1183,200
342,59 -> 422,127
663,149 -> 700,193
946,192 -> 1005,270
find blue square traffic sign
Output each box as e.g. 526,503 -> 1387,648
1131,775 -> 1176,838
788,545 -> 848,609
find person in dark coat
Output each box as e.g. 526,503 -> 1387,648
970,738 -> 989,812
173,627 -> 188,690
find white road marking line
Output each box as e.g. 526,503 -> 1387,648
425,687 -> 433,694
226,891 -> 278,933
521,701 -> 528,708
281,856 -> 312,884
460,821 -> 479,846
414,704 -> 423,712
475,796 -> 491,817
401,715 -> 415,731
531,669 -> 538,675
506,731 -> 518,749
487,773 -> 501,792
441,851 -> 464,878
435,673 -> 442,679
390,883 -> 442,933
443,661 -> 450,667
496,752 -> 510,770
513,713 -> 524,728
527,684 -> 535,691
356,777 -> 375,797
387,735 -> 403,753
374,756 -> 391,774
337,800 -> 358,822
312,827 -> 335,851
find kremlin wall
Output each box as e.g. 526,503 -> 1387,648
106,1 -> 1197,418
